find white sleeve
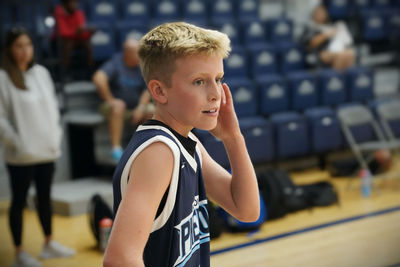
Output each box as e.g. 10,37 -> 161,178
41,65 -> 61,123
0,71 -> 20,148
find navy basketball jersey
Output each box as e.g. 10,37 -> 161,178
113,122 -> 210,267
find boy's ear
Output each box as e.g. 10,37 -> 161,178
148,80 -> 168,104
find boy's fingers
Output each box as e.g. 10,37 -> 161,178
221,84 -> 226,105
222,83 -> 231,104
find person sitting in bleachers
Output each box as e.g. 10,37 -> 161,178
53,0 -> 96,71
92,38 -> 153,162
301,4 -> 355,71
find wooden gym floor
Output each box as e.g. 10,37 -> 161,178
0,162 -> 399,267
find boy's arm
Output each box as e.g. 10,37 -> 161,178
200,83 -> 260,222
103,142 -> 174,267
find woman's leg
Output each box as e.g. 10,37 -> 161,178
7,164 -> 34,250
33,162 -> 55,244
332,49 -> 355,71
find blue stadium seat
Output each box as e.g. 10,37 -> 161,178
14,1 -> 36,26
318,69 -> 347,106
286,71 -> 318,111
213,21 -> 241,45
241,20 -> 268,48
276,42 -> 304,74
268,18 -> 293,44
228,78 -> 258,118
346,67 -> 374,102
194,130 -> 230,168
257,74 -> 288,115
371,0 -> 391,10
325,0 -> 349,20
392,0 -> 400,8
361,10 -> 387,41
237,0 -> 260,22
182,0 -> 208,25
224,46 -> 248,79
248,44 -> 278,79
388,9 -> 400,38
0,2 -> 12,26
121,0 -> 150,26
239,116 -> 274,163
153,0 -> 180,24
210,0 -> 235,24
270,111 -> 309,159
90,23 -> 115,61
115,21 -> 147,49
305,106 -> 342,153
350,0 -> 370,14
88,0 -> 118,23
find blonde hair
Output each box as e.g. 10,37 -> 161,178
138,22 -> 231,86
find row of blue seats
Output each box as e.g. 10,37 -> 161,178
226,67 -> 374,117
195,98 -> 400,166
325,0 -> 400,41
0,0 -> 262,27
89,19 -> 296,62
325,0 -> 400,19
2,1 -> 398,63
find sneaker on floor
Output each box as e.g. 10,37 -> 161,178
40,240 -> 75,259
111,147 -> 123,162
12,251 -> 41,267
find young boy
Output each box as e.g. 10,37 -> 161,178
104,22 -> 260,267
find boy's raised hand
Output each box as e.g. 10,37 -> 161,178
210,83 -> 241,141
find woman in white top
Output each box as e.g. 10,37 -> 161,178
301,4 -> 355,71
0,26 -> 75,267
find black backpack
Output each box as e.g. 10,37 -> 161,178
208,202 -> 225,239
299,181 -> 339,207
257,169 -> 339,220
88,194 -> 113,243
257,169 -> 304,219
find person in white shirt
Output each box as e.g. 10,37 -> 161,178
302,4 -> 355,71
0,26 -> 75,267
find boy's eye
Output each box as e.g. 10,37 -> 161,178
216,77 -> 224,84
194,79 -> 204,86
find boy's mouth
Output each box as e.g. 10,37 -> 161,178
202,108 -> 218,114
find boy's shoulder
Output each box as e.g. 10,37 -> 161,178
124,124 -> 181,156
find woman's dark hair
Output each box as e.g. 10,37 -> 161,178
1,26 -> 35,90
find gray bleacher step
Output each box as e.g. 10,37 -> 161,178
63,80 -> 101,110
27,178 -> 112,216
63,80 -> 97,95
64,110 -> 105,126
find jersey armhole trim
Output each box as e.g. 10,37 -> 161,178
120,135 -> 181,233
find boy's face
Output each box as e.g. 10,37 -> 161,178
164,54 -> 224,134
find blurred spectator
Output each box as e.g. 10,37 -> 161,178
301,4 -> 355,71
0,26 -> 75,267
53,0 -> 96,70
92,38 -> 153,161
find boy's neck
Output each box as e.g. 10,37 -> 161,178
152,113 -> 192,138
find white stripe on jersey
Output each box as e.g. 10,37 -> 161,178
137,125 -> 200,172
119,135 -> 181,233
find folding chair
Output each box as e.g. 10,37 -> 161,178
376,99 -> 400,150
337,104 -> 400,190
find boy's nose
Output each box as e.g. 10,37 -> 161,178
208,83 -> 221,102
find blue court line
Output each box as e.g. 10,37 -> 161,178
211,205 -> 400,256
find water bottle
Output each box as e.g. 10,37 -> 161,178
360,168 -> 372,197
99,217 -> 113,252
